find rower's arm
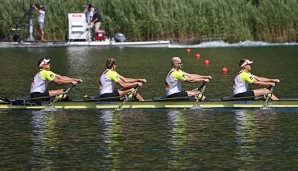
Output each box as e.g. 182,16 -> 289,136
185,74 -> 210,83
117,78 -> 142,89
189,74 -> 212,80
252,79 -> 275,87
185,75 -> 209,83
53,74 -> 80,85
255,76 -> 279,83
120,76 -> 146,83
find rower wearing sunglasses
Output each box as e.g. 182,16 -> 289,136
165,56 -> 212,100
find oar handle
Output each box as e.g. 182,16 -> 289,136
63,79 -> 82,93
63,83 -> 76,94
133,85 -> 140,94
127,85 -> 140,99
267,85 -> 273,89
194,81 -> 208,91
265,85 -> 275,103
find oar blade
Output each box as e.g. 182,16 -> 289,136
115,85 -> 140,111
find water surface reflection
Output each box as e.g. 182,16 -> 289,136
0,109 -> 298,170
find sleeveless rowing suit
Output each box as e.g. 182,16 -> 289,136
30,70 -> 56,98
233,70 -> 255,98
165,68 -> 188,97
99,69 -> 121,97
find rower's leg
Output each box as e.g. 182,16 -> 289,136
49,90 -> 64,97
119,88 -> 144,101
253,88 -> 268,99
186,90 -> 207,101
270,94 -> 278,100
253,89 -> 279,100
201,95 -> 207,101
186,90 -> 199,96
134,93 -> 144,101
118,88 -> 134,97
49,89 -> 70,100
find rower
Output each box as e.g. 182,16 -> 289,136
233,59 -> 279,100
30,58 -> 82,101
99,58 -> 146,101
165,56 -> 212,100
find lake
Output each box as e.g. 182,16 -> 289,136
0,45 -> 298,170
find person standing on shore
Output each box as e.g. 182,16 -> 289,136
99,58 -> 146,101
91,8 -> 101,39
165,56 -> 212,100
84,3 -> 94,24
233,59 -> 279,100
84,3 -> 94,41
32,4 -> 46,41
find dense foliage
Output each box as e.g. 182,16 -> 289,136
1,0 -> 298,42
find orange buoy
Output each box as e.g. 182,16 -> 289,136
222,67 -> 228,74
204,60 -> 210,65
186,48 -> 191,53
195,54 -> 200,59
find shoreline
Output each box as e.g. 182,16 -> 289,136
1,40 -> 298,48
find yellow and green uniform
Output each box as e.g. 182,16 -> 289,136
165,68 -> 187,96
233,70 -> 255,95
30,70 -> 56,93
99,69 -> 121,95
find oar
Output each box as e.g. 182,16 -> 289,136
115,85 -> 139,111
261,85 -> 275,109
265,85 -> 274,103
193,81 -> 208,101
190,81 -> 208,109
41,83 -> 77,111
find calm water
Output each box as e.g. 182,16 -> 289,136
0,46 -> 298,99
1,109 -> 298,170
0,46 -> 298,170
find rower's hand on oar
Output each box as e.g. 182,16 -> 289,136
76,79 -> 83,84
270,82 -> 276,87
139,79 -> 147,83
137,82 -> 144,87
204,78 -> 210,82
273,79 -> 280,83
72,79 -> 83,85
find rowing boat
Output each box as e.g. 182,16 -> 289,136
1,98 -> 298,109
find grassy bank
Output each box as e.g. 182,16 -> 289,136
1,0 -> 298,43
